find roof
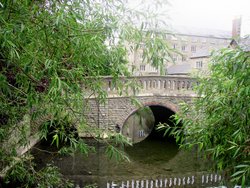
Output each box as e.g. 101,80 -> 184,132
190,48 -> 211,59
167,64 -> 192,75
239,36 -> 250,51
169,25 -> 232,39
230,36 -> 250,51
147,24 -> 232,39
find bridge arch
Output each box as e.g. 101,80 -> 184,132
142,101 -> 178,113
121,101 -> 179,143
82,76 -> 196,139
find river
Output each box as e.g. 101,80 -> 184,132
31,133 -> 230,188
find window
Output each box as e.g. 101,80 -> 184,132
182,56 -> 187,62
181,37 -> 188,42
210,39 -> 216,44
149,66 -> 157,72
191,45 -> 196,52
173,44 -> 177,49
181,45 -> 186,51
192,37 -> 198,43
140,65 -> 145,71
201,38 -> 207,43
173,55 -> 178,62
139,53 -> 143,60
196,61 -> 203,69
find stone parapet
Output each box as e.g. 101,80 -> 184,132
84,76 -> 197,98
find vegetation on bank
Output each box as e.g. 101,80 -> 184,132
160,48 -> 250,186
0,0 -> 171,187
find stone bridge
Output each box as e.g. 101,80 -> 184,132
83,76 -> 197,142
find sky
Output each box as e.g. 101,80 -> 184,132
128,0 -> 250,36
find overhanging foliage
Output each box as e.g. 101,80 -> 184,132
0,0 -> 173,186
161,48 -> 250,186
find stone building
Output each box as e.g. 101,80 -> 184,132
128,26 -> 232,76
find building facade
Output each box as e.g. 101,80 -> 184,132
128,26 -> 232,76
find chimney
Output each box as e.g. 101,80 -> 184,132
232,16 -> 241,38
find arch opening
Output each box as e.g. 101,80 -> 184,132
147,105 -> 176,141
122,104 -> 179,144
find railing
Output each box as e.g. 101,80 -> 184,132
72,173 -> 224,188
106,173 -> 223,188
95,76 -> 197,97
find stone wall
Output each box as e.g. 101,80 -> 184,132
83,95 -> 194,133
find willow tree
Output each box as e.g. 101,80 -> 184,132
0,0 -> 172,187
162,48 -> 250,186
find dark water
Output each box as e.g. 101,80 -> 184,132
32,136 -> 227,188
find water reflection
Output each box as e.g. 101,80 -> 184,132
125,138 -> 179,165
32,135 -> 215,187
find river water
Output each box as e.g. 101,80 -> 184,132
32,134 -> 230,188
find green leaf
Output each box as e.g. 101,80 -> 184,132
52,134 -> 59,148
231,170 -> 245,177
235,164 -> 250,169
